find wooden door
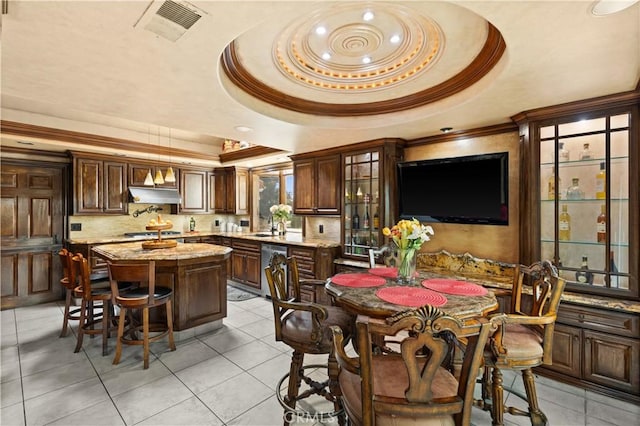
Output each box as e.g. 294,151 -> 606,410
584,329 -> 640,394
213,170 -> 227,213
244,251 -> 261,289
104,160 -> 127,214
75,157 -> 103,213
234,168 -> 249,215
548,323 -> 582,377
1,162 -> 65,309
180,169 -> 207,212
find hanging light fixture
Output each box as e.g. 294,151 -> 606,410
153,127 -> 164,184
164,127 -> 176,183
144,126 -> 155,186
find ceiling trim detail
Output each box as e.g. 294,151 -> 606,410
0,121 -> 219,162
221,23 -> 506,117
219,145 -> 284,163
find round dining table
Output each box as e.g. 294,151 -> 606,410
325,268 -> 499,323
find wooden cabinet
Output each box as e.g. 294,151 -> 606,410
74,155 -> 127,215
128,162 -> 178,189
230,239 -> 261,289
288,245 -> 339,304
212,167 -> 248,214
541,303 -> 640,399
177,169 -> 207,213
292,154 -> 341,215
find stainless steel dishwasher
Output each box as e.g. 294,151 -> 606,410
260,243 -> 288,297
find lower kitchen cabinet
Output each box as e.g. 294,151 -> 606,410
288,245 -> 339,304
539,303 -> 640,402
231,239 -> 261,290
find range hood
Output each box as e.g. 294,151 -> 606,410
129,187 -> 182,204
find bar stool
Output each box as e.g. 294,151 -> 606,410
72,253 -> 114,356
107,261 -> 176,369
58,248 -> 82,337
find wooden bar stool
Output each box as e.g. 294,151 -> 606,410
58,248 -> 83,337
72,253 -> 114,356
107,261 -> 176,369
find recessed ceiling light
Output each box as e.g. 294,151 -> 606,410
363,11 -> 374,21
591,0 -> 638,16
362,56 -> 372,64
322,52 -> 331,60
234,125 -> 252,132
390,34 -> 401,44
315,26 -> 327,35
440,127 -> 453,133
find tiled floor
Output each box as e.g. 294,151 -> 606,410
2,289 -> 638,425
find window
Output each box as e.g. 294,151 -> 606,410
254,168 -> 301,232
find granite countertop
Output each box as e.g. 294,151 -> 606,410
92,241 -> 231,261
68,231 -> 341,249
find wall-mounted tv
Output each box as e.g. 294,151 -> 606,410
397,152 -> 509,225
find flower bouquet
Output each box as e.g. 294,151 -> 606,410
382,218 -> 434,283
270,204 -> 292,235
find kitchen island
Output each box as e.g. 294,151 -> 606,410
93,241 -> 232,331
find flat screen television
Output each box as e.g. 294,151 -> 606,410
397,152 -> 509,225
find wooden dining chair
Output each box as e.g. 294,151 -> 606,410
72,253 -> 114,356
331,305 -> 502,426
265,253 -> 354,425
107,261 -> 176,369
479,260 -> 566,426
58,248 -> 83,337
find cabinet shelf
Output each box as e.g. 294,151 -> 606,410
541,198 -> 628,203
541,155 -> 628,167
541,239 -> 629,247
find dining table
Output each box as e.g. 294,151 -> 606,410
325,267 -> 500,324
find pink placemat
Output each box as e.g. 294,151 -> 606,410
368,267 -> 398,278
331,273 -> 387,288
375,287 -> 448,307
422,278 -> 488,296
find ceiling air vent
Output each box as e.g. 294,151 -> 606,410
137,0 -> 204,42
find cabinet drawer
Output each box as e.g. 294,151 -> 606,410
231,239 -> 260,252
558,304 -> 639,338
289,246 -> 314,260
220,237 -> 232,247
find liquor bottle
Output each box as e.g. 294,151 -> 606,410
547,167 -> 557,200
575,255 -> 594,284
596,204 -> 606,243
373,208 -> 380,229
566,178 -> 584,200
595,162 -> 606,199
189,216 -> 196,232
559,205 -> 571,241
558,142 -> 570,162
363,207 -> 370,229
352,206 -> 360,229
579,143 -> 593,160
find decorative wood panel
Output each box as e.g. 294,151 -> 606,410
30,198 -> 51,238
30,252 -> 53,294
1,171 -> 17,187
1,253 -> 18,298
1,197 -> 17,238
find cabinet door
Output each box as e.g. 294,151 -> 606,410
548,323 -> 582,377
584,329 -> 640,394
234,169 -> 249,215
103,161 -> 127,214
128,163 -> 153,187
316,155 -> 341,214
75,158 -> 103,213
231,251 -> 246,282
293,159 -> 315,214
213,170 -> 227,213
244,251 -> 261,289
208,172 -> 215,212
180,169 -> 207,213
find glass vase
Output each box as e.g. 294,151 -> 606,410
397,248 -> 417,284
277,219 -> 287,236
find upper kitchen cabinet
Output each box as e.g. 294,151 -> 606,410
170,168 -> 208,214
516,93 -> 638,299
128,162 -> 178,189
342,139 -> 404,262
212,167 -> 249,214
73,153 -> 127,215
291,154 -> 341,215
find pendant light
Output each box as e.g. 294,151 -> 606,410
144,126 -> 155,186
153,127 -> 164,184
164,127 -> 176,183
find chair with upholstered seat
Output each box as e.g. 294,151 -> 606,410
265,253 -> 354,425
331,305 -> 501,426
58,248 -> 83,337
479,260 -> 566,426
107,261 -> 175,369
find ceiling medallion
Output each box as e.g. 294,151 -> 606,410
273,3 -> 442,92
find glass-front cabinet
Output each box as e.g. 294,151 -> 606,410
341,139 -> 404,262
533,105 -> 638,297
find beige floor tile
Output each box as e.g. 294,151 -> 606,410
111,375 -> 192,425
100,358 -> 171,397
586,398 -> 640,426
238,317 -> 277,338
19,343 -> 87,377
247,352 -> 293,389
199,326 -> 256,354
46,400 -> 125,425
226,393 -> 286,426
1,402 -> 25,426
223,339 -> 284,370
137,396 -> 223,425
154,338 -> 219,372
586,390 -> 640,414
1,378 -> 22,408
1,346 -> 21,383
175,354 -> 243,394
223,309 -> 266,328
22,356 -> 97,400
